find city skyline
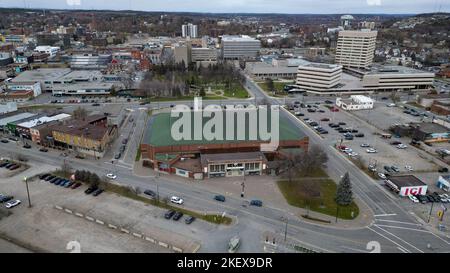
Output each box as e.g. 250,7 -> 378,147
0,0 -> 449,14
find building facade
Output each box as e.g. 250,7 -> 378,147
296,63 -> 343,92
221,35 -> 261,60
335,30 -> 377,69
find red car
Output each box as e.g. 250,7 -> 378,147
330,107 -> 339,112
71,182 -> 82,189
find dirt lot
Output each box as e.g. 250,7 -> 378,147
0,161 -> 204,253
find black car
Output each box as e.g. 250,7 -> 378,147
0,162 -> 8,168
164,210 -> 176,219
172,211 -> 184,221
0,195 -> 13,203
309,122 -> 319,126
381,97 -> 388,100
144,190 -> 156,198
319,130 -> 329,135
307,108 -> 316,113
0,139 -> 8,143
45,175 -> 55,181
4,163 -> 14,169
345,135 -> 354,140
384,166 -> 392,172
39,173 -> 50,180
50,177 -> 59,183
54,179 -> 64,186
93,189 -> 104,197
185,216 -> 196,225
23,144 -> 31,149
214,195 -> 226,202
438,167 -> 449,173
250,200 -> 263,207
85,186 -> 98,195
416,195 -> 428,204
338,122 -> 346,126
355,133 -> 365,138
324,100 -> 333,104
114,153 -> 121,159
39,148 -> 49,152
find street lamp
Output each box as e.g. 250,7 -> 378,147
23,176 -> 32,208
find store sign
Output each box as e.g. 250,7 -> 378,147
401,186 -> 428,196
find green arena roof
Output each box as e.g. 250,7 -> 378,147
142,111 -> 306,147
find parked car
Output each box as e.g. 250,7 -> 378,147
23,144 -> 31,149
250,200 -> 263,207
391,166 -> 400,173
39,173 -> 50,180
214,195 -> 226,202
320,118 -> 330,122
384,166 -> 392,172
45,175 -> 55,181
84,186 -> 98,195
172,211 -> 184,221
185,216 -> 196,225
355,133 -> 365,138
366,148 -> 378,153
144,190 -> 156,198
405,165 -> 414,171
390,141 -> 402,145
0,195 -> 13,203
5,199 -> 21,209
1,139 -> 9,143
408,195 -> 419,203
171,196 -> 184,205
361,143 -> 370,148
93,189 -> 104,197
164,210 -> 176,219
377,173 -> 387,180
397,144 -> 408,149
438,167 -> 448,173
114,153 -> 121,159
71,182 -> 82,189
416,195 -> 428,204
8,164 -> 20,170
39,148 -> 49,152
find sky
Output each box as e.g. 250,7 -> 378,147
0,0 -> 449,14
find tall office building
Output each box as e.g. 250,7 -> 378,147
182,23 -> 198,38
221,35 -> 261,60
335,30 -> 378,69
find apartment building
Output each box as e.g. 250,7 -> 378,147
335,30 -> 377,69
296,62 -> 343,92
221,35 -> 261,60
182,23 -> 198,38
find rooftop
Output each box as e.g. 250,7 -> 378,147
201,151 -> 267,165
17,113 -> 71,129
11,68 -> 71,83
143,110 -> 306,147
388,175 -> 426,188
366,65 -> 435,76
0,112 -> 36,126
412,122 -> 450,134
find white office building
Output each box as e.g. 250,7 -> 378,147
34,46 -> 60,58
336,95 -> 374,111
221,35 -> 261,60
296,63 -> 343,92
335,30 -> 377,69
361,66 -> 435,91
182,23 -> 198,38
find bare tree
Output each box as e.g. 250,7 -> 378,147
73,107 -> 88,120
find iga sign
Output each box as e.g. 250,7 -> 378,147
400,186 -> 428,196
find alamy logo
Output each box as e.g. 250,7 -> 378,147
66,0 -> 82,6
170,98 -> 280,151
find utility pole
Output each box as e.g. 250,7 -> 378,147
24,176 -> 31,208
284,217 -> 288,242
428,202 -> 435,223
241,176 -> 246,198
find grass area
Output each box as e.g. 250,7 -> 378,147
144,95 -> 224,103
258,81 -> 292,97
135,146 -> 141,162
277,171 -> 359,220
52,170 -> 232,225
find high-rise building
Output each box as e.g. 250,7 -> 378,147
181,23 -> 198,38
221,35 -> 261,60
335,30 -> 377,69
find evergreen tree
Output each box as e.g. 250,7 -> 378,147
335,172 -> 353,206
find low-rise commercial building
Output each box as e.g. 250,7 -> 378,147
336,95 -> 374,111
0,112 -> 36,132
385,175 -> 428,196
0,102 -> 17,114
51,115 -> 117,158
17,113 -> 71,140
410,122 -> 450,143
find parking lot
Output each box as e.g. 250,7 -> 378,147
287,101 -> 438,176
0,160 -> 214,252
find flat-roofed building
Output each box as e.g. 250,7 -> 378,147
221,35 -> 261,60
362,66 -> 435,91
296,62 -> 343,92
246,61 -> 300,80
17,113 -> 71,140
191,47 -> 218,63
336,95 -> 374,110
335,30 -> 377,69
0,112 -> 36,132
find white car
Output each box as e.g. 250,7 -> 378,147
405,165 -> 414,171
387,103 -> 396,107
366,148 -> 378,153
348,152 -> 358,157
360,143 -> 370,148
5,199 -> 21,209
343,148 -> 353,154
106,173 -> 117,180
170,196 -> 184,205
378,173 -> 386,180
397,144 -> 408,149
408,195 -> 419,203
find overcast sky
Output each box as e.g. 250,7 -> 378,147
1,0 -> 449,14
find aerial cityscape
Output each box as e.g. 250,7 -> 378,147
0,0 -> 450,259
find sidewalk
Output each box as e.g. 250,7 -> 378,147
134,161 -> 374,229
